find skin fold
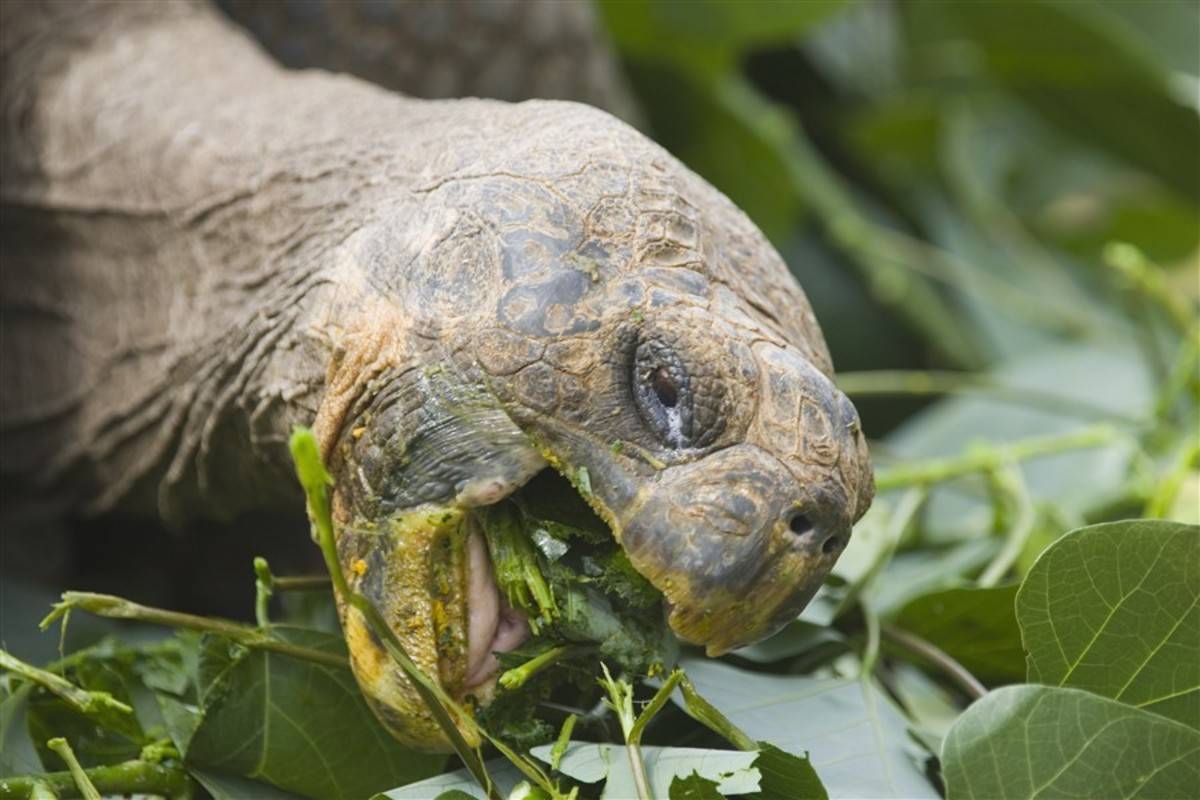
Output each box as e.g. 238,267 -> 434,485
1,0 -> 873,751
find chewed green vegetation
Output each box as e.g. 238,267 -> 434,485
472,470 -> 676,747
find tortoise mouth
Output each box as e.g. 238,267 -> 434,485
463,526 -> 529,690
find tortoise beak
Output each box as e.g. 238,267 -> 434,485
616,444 -> 851,654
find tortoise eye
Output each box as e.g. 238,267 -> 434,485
650,366 -> 678,408
631,339 -> 692,448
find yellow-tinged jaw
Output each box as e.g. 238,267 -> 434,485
337,505 -> 475,752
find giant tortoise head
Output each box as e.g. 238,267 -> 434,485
311,101 -> 874,749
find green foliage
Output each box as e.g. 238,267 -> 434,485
1016,520 -> 1199,727
185,629 -> 443,799
894,585 -> 1024,683
3,1 -> 1198,798
675,658 -> 936,799
530,742 -> 760,799
941,685 -> 1200,799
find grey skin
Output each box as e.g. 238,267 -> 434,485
1,1 -> 874,750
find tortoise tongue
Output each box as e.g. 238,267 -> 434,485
465,529 -> 529,689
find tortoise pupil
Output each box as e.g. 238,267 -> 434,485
651,366 -> 678,408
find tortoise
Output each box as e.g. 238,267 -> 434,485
0,0 -> 874,750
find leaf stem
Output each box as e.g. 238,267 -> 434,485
677,675 -> 757,752
272,575 -> 333,591
874,424 -> 1121,491
0,758 -> 190,800
1145,438 -> 1200,519
978,463 -> 1036,588
254,556 -> 273,627
836,370 -> 1144,424
0,649 -> 141,742
45,739 -> 100,800
1103,243 -> 1195,334
598,664 -> 652,800
40,592 -> 347,670
499,645 -> 576,690
837,488 -> 927,617
881,624 -> 986,701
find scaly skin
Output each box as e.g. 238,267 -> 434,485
0,0 -> 873,750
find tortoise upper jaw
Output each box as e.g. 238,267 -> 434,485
612,443 -> 852,654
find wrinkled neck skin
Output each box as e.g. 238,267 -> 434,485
2,1 -> 873,751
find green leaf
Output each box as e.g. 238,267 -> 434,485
947,0 -> 1200,203
670,771 -> 726,800
0,683 -> 41,776
374,760 -> 525,800
186,627 -> 444,799
189,767 -> 308,800
1017,520 -> 1200,728
674,659 -> 936,799
894,585 -> 1025,683
751,743 -> 827,800
731,621 -> 845,665
941,684 -> 1200,799
529,743 -> 759,799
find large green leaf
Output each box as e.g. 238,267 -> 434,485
941,684 -> 1200,799
674,659 -> 936,799
1017,520 -> 1200,728
186,628 -> 444,800
894,585 -> 1025,683
529,743 -> 760,799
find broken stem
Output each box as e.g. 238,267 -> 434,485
40,592 -> 346,670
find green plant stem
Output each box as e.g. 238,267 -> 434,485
859,601 -> 882,678
1103,243 -> 1195,334
978,463 -> 1036,588
0,649 -> 133,723
836,370 -> 1143,423
272,575 -> 333,591
40,592 -> 347,670
874,424 -> 1121,491
599,665 -> 652,800
254,556 -> 273,628
881,625 -> 986,702
678,675 -> 757,752
1154,326 -> 1200,423
550,714 -> 578,771
1146,439 -> 1200,519
629,669 -> 685,745
0,759 -> 189,800
45,740 -> 100,800
837,488 -> 927,617
499,645 -> 577,690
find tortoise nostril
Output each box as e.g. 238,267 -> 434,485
822,534 -> 842,555
788,513 -> 813,536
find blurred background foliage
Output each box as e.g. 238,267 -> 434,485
595,0 -> 1199,537
598,0 -> 1198,423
